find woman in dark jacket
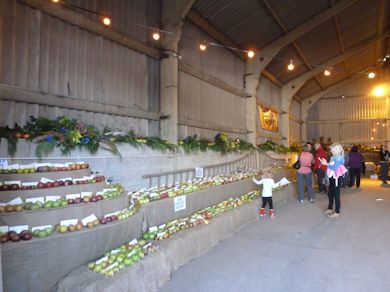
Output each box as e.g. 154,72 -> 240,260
379,145 -> 390,184
348,146 -> 364,188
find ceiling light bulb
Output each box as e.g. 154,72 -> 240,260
382,123 -> 386,127
324,69 -> 331,76
52,0 -> 60,2
368,72 -> 375,79
370,137 -> 374,140
102,17 -> 111,26
199,42 -> 207,51
376,122 -> 380,125
373,86 -> 385,97
152,30 -> 160,40
341,95 -> 345,99
247,50 -> 255,58
373,128 -> 376,132
287,60 -> 294,71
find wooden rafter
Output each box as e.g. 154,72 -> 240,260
186,9 -> 283,87
262,0 -> 325,90
376,0 -> 386,63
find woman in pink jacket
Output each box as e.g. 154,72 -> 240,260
297,144 -> 315,203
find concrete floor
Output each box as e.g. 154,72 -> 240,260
159,178 -> 390,292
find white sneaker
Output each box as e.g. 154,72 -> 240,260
328,212 -> 340,218
324,209 -> 333,215
300,200 -> 304,203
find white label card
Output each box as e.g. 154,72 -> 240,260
7,197 -> 23,205
26,197 -> 45,204
143,242 -> 152,249
127,250 -> 137,258
66,194 -> 81,200
110,249 -> 121,255
103,188 -> 117,193
60,219 -> 78,227
0,159 -> 8,169
104,211 -> 119,218
174,195 -> 186,212
129,239 -> 138,245
22,182 -> 38,187
32,225 -> 52,232
195,167 -> 204,178
96,256 -> 108,265
46,196 -> 61,202
149,226 -> 158,232
58,177 -> 72,182
0,226 -> 9,233
40,177 -> 54,183
4,181 -> 21,186
81,214 -> 98,226
158,224 -> 166,229
9,225 -> 29,233
81,192 -> 92,198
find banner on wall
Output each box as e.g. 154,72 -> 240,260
259,106 -> 279,132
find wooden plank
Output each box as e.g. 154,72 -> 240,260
179,118 -> 248,134
179,61 -> 246,97
18,0 -> 160,59
0,83 -> 162,121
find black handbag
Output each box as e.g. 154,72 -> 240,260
293,155 -> 301,169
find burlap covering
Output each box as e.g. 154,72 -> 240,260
141,178 -> 257,228
0,192 -> 128,226
0,181 -> 106,202
1,211 -> 143,292
55,183 -> 297,292
0,168 -> 91,183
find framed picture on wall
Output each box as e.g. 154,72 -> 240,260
259,106 -> 279,132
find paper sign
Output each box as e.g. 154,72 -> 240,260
9,225 -> 29,233
104,211 -> 119,218
22,182 -> 38,187
81,214 -> 98,226
60,219 -> 78,227
96,256 -> 108,265
76,161 -> 85,165
157,232 -> 165,238
66,194 -> 81,200
149,226 -> 158,232
143,242 -> 152,249
34,163 -> 51,168
5,164 -> 19,170
96,191 -> 103,196
195,167 -> 204,178
159,224 -> 166,230
54,163 -> 67,168
103,188 -> 117,193
32,225 -> 52,232
174,195 -> 186,212
127,250 -> 137,258
4,181 -> 21,186
40,177 -> 54,183
129,239 -> 138,245
0,159 -> 8,169
110,249 -> 121,255
26,197 -> 45,204
81,192 -> 92,198
46,196 -> 61,202
58,177 -> 72,182
7,197 -> 23,205
0,226 -> 9,233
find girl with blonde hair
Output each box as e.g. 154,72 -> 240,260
319,143 -> 348,218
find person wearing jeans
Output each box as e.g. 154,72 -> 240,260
297,144 -> 315,203
319,143 -> 348,218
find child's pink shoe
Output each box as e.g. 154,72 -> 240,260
259,208 -> 265,216
269,209 -> 275,219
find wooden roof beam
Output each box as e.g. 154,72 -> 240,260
262,0 -> 325,90
376,0 -> 386,63
186,9 -> 283,87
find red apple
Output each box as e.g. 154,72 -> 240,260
10,184 -> 20,191
74,198 -> 82,204
67,199 -> 75,205
99,218 -> 107,225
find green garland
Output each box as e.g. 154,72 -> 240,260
0,116 -> 299,158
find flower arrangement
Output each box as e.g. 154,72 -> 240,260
0,116 -> 296,158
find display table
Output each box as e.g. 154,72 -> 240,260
0,180 -> 106,202
0,192 -> 128,226
1,212 -> 143,292
0,168 -> 91,182
56,183 -> 296,292
141,170 -> 290,228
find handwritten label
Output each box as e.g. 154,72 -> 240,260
9,225 -> 29,233
7,197 -> 23,205
81,214 -> 98,226
60,219 -> 78,227
0,226 -> 9,233
149,226 -> 158,232
129,239 -> 138,245
96,256 -> 108,264
174,195 -> 186,212
81,192 -> 92,198
26,197 -> 45,204
32,225 -> 52,232
195,167 -> 204,178
40,177 -> 54,183
66,194 -> 81,200
110,249 -> 121,255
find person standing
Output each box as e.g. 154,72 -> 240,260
252,172 -> 280,219
297,144 -> 315,203
379,145 -> 390,184
313,143 -> 328,193
320,143 -> 348,218
347,145 -> 364,188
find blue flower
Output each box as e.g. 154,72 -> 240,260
46,135 -> 54,142
82,137 -> 91,144
59,127 -> 66,133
